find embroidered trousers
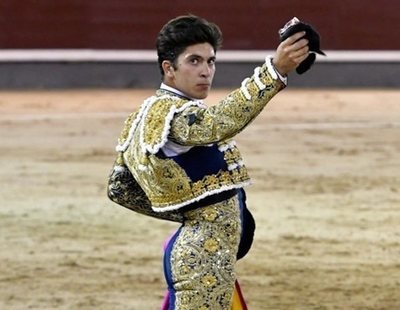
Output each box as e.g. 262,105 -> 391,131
164,194 -> 241,309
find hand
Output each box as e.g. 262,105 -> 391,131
272,31 -> 310,76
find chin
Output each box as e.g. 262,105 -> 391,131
193,91 -> 209,100
196,95 -> 208,100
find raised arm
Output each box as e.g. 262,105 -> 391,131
169,32 -> 309,146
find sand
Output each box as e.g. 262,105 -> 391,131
0,88 -> 399,309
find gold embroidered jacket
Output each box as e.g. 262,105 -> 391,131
116,58 -> 285,213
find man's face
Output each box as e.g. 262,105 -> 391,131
164,43 -> 216,100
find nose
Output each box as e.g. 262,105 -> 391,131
200,63 -> 212,78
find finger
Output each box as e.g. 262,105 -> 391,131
287,45 -> 309,61
291,45 -> 309,58
282,38 -> 308,55
292,52 -> 310,64
289,39 -> 308,51
284,31 -> 306,45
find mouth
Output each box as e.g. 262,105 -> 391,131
197,83 -> 210,88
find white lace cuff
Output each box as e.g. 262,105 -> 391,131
266,55 -> 288,85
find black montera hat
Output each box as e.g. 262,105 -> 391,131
279,17 -> 326,74
279,17 -> 325,55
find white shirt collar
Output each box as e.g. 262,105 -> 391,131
160,83 -> 194,100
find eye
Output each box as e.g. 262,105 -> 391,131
190,58 -> 199,65
208,58 -> 216,65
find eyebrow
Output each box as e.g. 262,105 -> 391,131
184,53 -> 216,61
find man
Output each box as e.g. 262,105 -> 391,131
112,15 -> 309,309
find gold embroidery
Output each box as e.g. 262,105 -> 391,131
139,157 -> 250,208
169,196 -> 241,308
223,146 -> 243,165
202,274 -> 217,287
119,60 -> 284,210
204,238 -> 219,253
118,111 -> 137,145
201,208 -> 218,222
142,97 -> 183,148
170,62 -> 284,147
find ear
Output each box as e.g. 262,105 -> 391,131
162,60 -> 175,78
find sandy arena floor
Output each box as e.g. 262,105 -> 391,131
0,88 -> 399,309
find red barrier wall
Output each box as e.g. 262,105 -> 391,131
1,0 -> 399,50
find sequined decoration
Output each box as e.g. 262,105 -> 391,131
168,195 -> 241,309
115,60 -> 285,211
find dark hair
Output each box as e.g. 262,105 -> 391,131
156,15 -> 223,77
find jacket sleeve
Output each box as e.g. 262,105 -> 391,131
169,58 -> 286,145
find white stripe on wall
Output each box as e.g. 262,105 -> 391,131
0,49 -> 399,62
